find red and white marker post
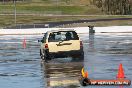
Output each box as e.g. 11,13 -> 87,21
22,37 -> 26,49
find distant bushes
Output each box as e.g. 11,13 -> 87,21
91,0 -> 132,15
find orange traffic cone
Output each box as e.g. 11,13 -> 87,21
117,63 -> 125,79
23,37 -> 26,48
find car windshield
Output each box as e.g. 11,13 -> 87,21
48,31 -> 79,42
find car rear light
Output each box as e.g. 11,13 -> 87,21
80,41 -> 83,47
45,44 -> 48,49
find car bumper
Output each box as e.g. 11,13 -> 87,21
49,50 -> 83,58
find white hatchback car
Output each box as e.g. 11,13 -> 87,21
39,29 -> 84,60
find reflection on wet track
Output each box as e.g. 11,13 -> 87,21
41,59 -> 83,87
0,33 -> 132,88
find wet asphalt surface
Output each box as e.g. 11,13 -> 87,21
0,33 -> 132,88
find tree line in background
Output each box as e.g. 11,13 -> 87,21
0,0 -> 24,1
0,0 -> 26,3
0,0 -> 132,15
91,0 -> 132,15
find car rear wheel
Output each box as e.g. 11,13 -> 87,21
79,51 -> 84,60
40,49 -> 47,61
40,53 -> 46,60
42,50 -> 52,61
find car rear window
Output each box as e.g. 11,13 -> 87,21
48,31 -> 79,42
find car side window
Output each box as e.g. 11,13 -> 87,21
42,33 -> 47,43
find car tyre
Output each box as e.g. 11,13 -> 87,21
41,54 -> 45,60
79,51 -> 84,60
43,51 -> 52,61
40,50 -> 47,61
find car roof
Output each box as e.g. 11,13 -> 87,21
47,29 -> 75,33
